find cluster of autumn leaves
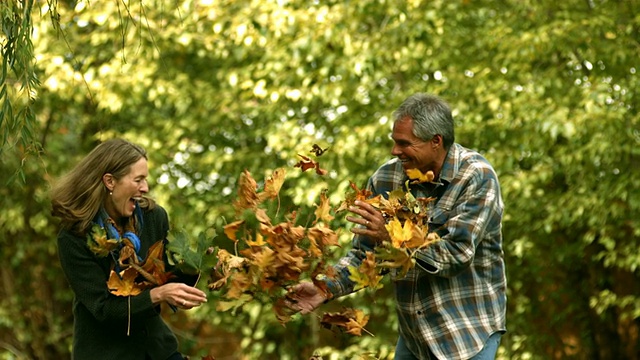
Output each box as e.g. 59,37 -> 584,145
87,145 -> 442,337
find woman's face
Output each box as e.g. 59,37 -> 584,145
104,158 -> 149,219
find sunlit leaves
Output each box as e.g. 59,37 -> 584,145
210,168 -> 341,323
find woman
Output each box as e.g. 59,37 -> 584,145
51,138 -> 207,360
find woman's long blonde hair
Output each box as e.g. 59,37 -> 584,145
51,138 -> 155,235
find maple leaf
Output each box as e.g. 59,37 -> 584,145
385,218 -> 414,248
335,181 -> 374,213
307,224 -> 339,258
273,297 -> 298,325
107,267 -> 144,296
233,170 -> 260,213
216,293 -> 253,313
86,224 -> 119,257
294,154 -> 327,175
347,252 -> 383,291
375,246 -> 415,279
310,261 -> 336,299
217,249 -> 247,270
166,228 -> 218,276
258,167 -> 286,202
320,308 -> 370,336
140,241 -> 175,285
405,168 -> 436,184
226,271 -> 252,299
313,190 -> 334,224
117,244 -> 137,267
223,220 -> 245,241
245,232 -> 267,247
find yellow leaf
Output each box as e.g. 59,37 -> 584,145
405,168 -> 435,183
385,218 -> 414,248
107,267 -> 143,296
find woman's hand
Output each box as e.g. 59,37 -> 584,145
150,283 -> 207,309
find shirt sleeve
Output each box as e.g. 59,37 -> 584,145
414,166 -> 503,277
325,175 -> 382,298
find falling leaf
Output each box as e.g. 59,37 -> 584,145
107,267 -> 144,296
375,246 -> 415,279
310,143 -> 329,156
347,252 -> 383,291
406,168 -> 435,184
258,168 -> 286,202
335,181 -> 373,212
233,170 -> 260,213
307,225 -> 339,258
216,293 -> 253,313
320,308 -> 370,336
294,154 -> 327,175
313,190 -> 335,224
223,220 -> 245,241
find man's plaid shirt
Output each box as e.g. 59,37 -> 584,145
326,143 -> 507,359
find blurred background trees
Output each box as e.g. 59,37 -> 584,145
1,0 -> 638,359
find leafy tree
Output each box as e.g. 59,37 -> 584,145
1,0 -> 638,359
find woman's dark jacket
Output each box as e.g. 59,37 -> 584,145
57,205 -> 184,360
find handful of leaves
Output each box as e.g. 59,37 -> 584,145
208,146 -> 442,336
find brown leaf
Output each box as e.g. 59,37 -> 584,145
313,190 -> 334,224
233,170 -> 260,213
320,308 -> 370,336
258,168 -> 286,202
310,143 -> 329,157
107,267 -> 143,296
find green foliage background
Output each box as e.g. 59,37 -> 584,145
1,0 -> 638,359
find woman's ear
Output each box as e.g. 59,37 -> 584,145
102,173 -> 114,192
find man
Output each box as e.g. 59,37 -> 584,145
290,93 -> 507,359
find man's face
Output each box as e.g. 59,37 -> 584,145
391,117 -> 437,173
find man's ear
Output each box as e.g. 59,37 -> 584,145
431,134 -> 443,149
102,173 -> 114,191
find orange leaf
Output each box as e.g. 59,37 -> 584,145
223,220 -> 245,241
313,190 -> 335,224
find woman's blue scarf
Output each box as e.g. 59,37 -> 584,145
94,204 -> 144,265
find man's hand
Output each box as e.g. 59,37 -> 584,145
285,281 -> 329,315
346,200 -> 391,244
